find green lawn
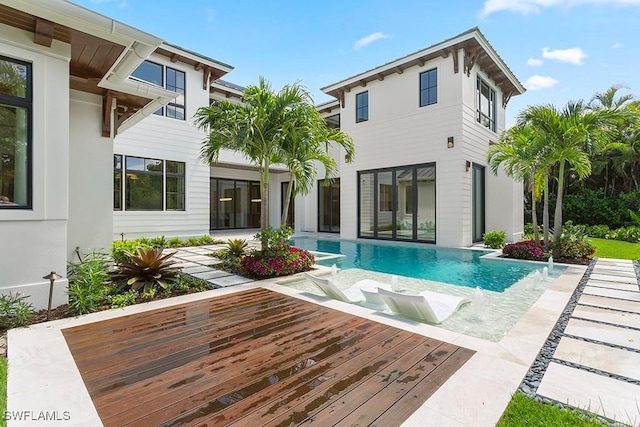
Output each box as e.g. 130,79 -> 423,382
497,393 -> 612,427
588,238 -> 640,260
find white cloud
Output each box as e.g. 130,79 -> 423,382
353,32 -> 390,50
524,75 -> 559,90
527,58 -> 543,66
480,0 -> 640,16
611,42 -> 623,49
542,47 -> 587,65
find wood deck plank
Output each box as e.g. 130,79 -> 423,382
80,299 -> 318,384
62,288 -> 474,427
98,310 -> 372,422
180,326 -> 406,427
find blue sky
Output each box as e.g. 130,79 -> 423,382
73,0 -> 640,126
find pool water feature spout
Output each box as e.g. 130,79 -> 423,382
542,267 -> 548,281
473,286 -> 485,320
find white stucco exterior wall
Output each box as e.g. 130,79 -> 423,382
68,90 -> 114,258
0,25 -> 71,308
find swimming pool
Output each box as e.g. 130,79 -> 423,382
289,237 -> 561,292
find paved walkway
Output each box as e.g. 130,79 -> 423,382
524,258 -> 640,426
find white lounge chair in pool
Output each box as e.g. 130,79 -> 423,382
303,272 -> 365,304
377,288 -> 470,324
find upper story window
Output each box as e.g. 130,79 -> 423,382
0,56 -> 32,209
132,60 -> 186,120
419,68 -> 437,107
355,91 -> 368,123
114,154 -> 185,211
477,76 -> 496,132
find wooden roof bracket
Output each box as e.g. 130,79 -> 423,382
102,91 -> 117,138
446,48 -> 459,74
116,109 -> 136,135
337,90 -> 345,108
464,48 -> 481,77
502,90 -> 514,108
203,68 -> 212,90
34,18 -> 55,48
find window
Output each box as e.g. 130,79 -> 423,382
166,160 -> 185,210
115,155 -> 185,211
166,67 -> 185,120
355,91 -> 368,123
379,184 -> 392,212
114,155 -> 122,210
477,77 -> 496,131
0,56 -> 32,209
131,61 -> 186,120
419,68 -> 437,107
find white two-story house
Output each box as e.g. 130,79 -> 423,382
313,28 -> 526,247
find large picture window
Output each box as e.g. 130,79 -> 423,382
132,60 -> 186,120
114,154 -> 185,211
477,76 -> 496,132
419,68 -> 437,107
0,56 -> 32,209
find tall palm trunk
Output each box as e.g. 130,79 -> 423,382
530,171 -> 540,244
542,176 -> 550,252
281,173 -> 295,225
260,164 -> 270,251
552,161 -> 566,258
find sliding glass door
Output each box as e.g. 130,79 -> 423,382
318,178 -> 340,233
358,163 -> 435,243
210,178 -> 261,230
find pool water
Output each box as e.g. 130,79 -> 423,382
289,237 -> 561,292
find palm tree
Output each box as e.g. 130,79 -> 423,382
518,101 -> 617,257
195,77 -> 317,249
278,105 -> 354,224
487,124 -> 546,245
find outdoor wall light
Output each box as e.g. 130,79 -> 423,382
219,197 -> 233,202
447,136 -> 454,148
43,271 -> 61,320
466,160 -> 471,172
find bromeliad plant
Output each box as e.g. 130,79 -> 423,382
110,247 -> 180,293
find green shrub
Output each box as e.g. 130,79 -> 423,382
553,221 -> 595,259
0,292 -> 34,329
586,224 -> 610,238
167,237 -> 183,248
106,289 -> 139,309
184,236 -> 202,247
149,235 -> 167,248
169,273 -> 210,293
226,239 -> 248,257
483,230 -> 507,249
197,235 -> 218,245
112,240 -> 149,264
110,247 -> 180,293
254,225 -> 294,248
240,245 -> 314,278
607,226 -> 640,243
67,252 -> 112,315
558,188 -> 640,228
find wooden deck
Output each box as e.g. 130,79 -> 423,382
62,288 -> 475,426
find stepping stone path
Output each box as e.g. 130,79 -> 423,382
521,258 -> 640,426
167,244 -> 258,288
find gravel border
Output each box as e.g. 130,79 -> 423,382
518,257 -> 640,426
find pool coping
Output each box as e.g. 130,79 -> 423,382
7,263 -> 586,426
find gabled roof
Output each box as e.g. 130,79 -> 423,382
321,27 -> 525,107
